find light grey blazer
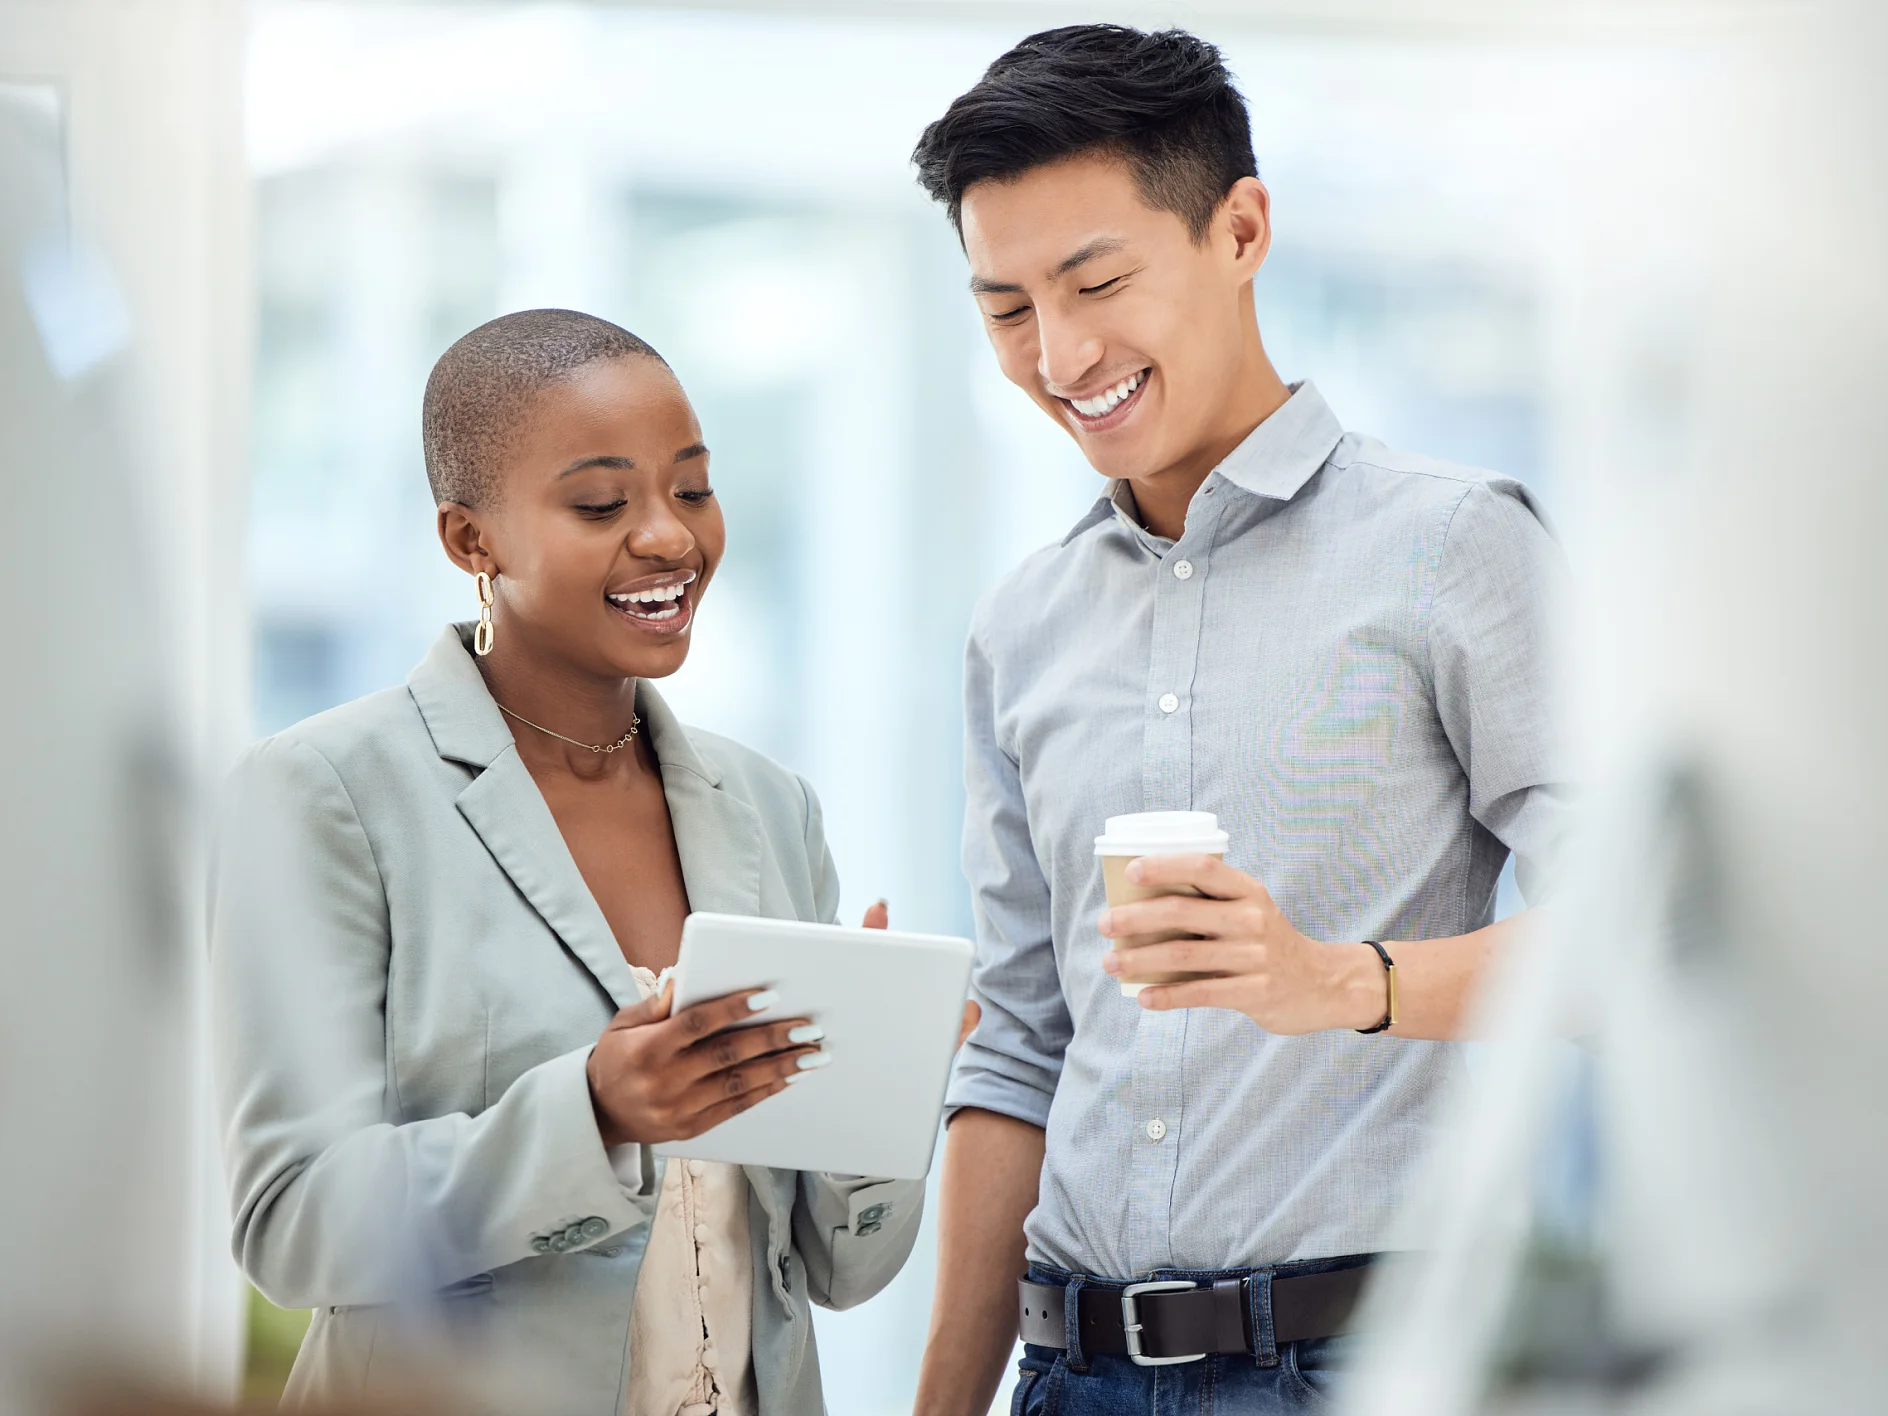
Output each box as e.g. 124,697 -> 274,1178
211,626 -> 923,1415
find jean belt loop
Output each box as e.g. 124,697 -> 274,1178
1248,1267 -> 1279,1369
1062,1275 -> 1090,1374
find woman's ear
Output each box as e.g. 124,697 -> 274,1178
438,502 -> 496,577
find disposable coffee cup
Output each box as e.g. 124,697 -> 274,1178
1095,811 -> 1231,998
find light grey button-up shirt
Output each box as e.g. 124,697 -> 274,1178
947,382 -> 1564,1279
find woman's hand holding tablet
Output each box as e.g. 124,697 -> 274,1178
585,985 -> 826,1146
585,898 -> 897,1147
653,913 -> 976,1179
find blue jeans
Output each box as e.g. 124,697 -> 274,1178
1011,1264 -> 1359,1416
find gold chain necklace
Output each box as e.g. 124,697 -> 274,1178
496,702 -> 641,754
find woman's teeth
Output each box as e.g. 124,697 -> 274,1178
1070,370 -> 1143,419
607,584 -> 687,621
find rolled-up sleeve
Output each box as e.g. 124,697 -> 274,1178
1426,478 -> 1570,907
944,614 -> 1070,1129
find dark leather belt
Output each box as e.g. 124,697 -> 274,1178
1018,1263 -> 1371,1366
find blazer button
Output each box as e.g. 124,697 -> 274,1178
549,1233 -> 570,1253
858,1203 -> 889,1224
580,1216 -> 609,1240
856,1221 -> 882,1237
531,1237 -> 552,1255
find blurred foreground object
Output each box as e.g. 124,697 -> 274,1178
0,81 -> 194,1407
0,0 -> 248,1409
1349,4 -> 1888,1413
55,1376 -> 464,1416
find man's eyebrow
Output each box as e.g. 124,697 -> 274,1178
968,237 -> 1132,297
557,455 -> 635,478
1050,236 -> 1128,279
673,442 -> 708,464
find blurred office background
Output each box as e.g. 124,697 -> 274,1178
239,6 -> 1567,1406
243,4 -> 1558,926
5,1 -> 1885,1414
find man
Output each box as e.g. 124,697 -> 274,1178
908,24 -> 1563,1415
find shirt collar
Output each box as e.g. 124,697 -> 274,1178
1061,381 -> 1344,546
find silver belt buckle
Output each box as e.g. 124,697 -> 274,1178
1120,1279 -> 1205,1367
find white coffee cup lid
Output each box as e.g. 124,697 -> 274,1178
1094,810 -> 1229,856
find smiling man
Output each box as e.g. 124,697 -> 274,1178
909,25 -> 1565,1416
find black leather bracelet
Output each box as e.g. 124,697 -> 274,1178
1355,940 -> 1398,1034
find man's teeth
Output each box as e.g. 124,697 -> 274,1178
1070,370 -> 1143,419
607,584 -> 687,619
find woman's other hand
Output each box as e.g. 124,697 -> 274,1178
586,983 -> 824,1147
957,999 -> 981,1051
866,898 -> 980,1049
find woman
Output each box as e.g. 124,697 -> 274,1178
211,310 -> 924,1414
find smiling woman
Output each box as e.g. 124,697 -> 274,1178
425,310 -> 721,685
210,307 -> 925,1414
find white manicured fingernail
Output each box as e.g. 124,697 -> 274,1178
747,990 -> 780,1012
783,1072 -> 806,1084
787,1024 -> 825,1044
795,1051 -> 833,1071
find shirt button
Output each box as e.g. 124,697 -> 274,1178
687,1159 -> 706,1178
694,1223 -> 710,1243
1158,693 -> 1179,714
701,1345 -> 720,1370
1173,559 -> 1194,580
1146,1118 -> 1167,1141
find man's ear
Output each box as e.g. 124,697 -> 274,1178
437,502 -> 497,577
1220,176 -> 1272,281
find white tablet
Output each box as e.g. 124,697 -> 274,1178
651,912 -> 974,1180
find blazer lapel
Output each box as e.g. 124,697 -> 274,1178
408,625 -> 640,1011
637,686 -> 788,1246
455,754 -> 642,1011
637,683 -> 765,921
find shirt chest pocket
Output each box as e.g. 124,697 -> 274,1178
1234,629 -> 1413,787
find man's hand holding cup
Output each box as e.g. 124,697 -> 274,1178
1096,816 -> 1388,1034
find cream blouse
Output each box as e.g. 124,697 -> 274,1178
616,964 -> 757,1416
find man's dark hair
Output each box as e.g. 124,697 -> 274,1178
422,308 -> 666,508
911,25 -> 1256,242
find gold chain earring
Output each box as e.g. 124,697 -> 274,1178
474,571 -> 496,656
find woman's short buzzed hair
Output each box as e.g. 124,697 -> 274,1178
911,24 -> 1257,243
422,309 -> 666,509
